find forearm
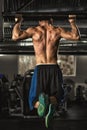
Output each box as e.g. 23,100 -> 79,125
70,21 -> 80,39
12,22 -> 22,40
69,15 -> 80,40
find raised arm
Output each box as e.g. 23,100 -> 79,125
12,14 -> 34,41
60,15 -> 80,40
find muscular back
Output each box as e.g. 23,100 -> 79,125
12,17 -> 80,64
12,15 -> 80,64
32,25 -> 61,64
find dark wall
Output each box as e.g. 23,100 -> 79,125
76,56 -> 87,82
0,55 -> 18,81
0,0 -> 3,40
64,55 -> 87,84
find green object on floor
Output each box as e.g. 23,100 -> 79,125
45,104 -> 55,128
37,93 -> 49,117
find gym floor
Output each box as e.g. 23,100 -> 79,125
0,102 -> 87,130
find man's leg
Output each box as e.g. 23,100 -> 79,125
45,96 -> 57,128
34,93 -> 49,117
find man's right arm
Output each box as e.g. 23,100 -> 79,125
68,15 -> 80,40
60,15 -> 80,41
12,14 -> 33,41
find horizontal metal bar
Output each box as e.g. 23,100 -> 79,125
0,42 -> 87,55
0,50 -> 87,55
3,11 -> 87,17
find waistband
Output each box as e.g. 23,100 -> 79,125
35,63 -> 60,69
36,63 -> 58,66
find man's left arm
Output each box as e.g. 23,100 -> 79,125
12,14 -> 33,41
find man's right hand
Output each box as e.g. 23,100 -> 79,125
15,14 -> 23,23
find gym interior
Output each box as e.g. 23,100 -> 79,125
0,0 -> 87,130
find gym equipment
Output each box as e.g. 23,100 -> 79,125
8,74 -> 24,116
23,69 -> 38,117
0,74 -> 9,115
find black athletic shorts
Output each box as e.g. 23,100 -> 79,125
29,64 -> 64,110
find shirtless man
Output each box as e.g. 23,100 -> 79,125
12,15 -> 80,127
